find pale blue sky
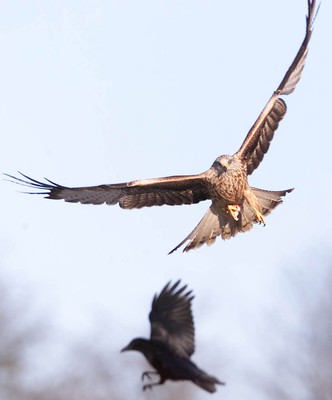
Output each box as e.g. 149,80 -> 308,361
1,1 -> 331,398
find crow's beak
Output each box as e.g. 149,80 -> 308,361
120,344 -> 130,352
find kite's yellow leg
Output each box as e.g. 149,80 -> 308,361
227,205 -> 241,221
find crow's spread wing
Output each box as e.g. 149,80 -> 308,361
149,280 -> 195,358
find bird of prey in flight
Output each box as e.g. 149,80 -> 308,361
6,1 -> 318,253
121,280 -> 224,393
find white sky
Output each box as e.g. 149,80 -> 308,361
1,1 -> 331,398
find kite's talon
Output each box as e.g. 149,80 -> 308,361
227,204 -> 241,221
255,209 -> 266,226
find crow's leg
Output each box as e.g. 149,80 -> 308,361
141,370 -> 159,381
142,377 -> 165,391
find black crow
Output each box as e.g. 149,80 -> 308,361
121,280 -> 224,393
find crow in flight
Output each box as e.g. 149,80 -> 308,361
121,280 -> 224,393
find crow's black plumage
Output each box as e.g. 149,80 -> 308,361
121,280 -> 224,393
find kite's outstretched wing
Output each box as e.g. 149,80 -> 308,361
5,172 -> 210,209
236,0 -> 318,175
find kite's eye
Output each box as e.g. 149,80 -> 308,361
213,160 -> 227,173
